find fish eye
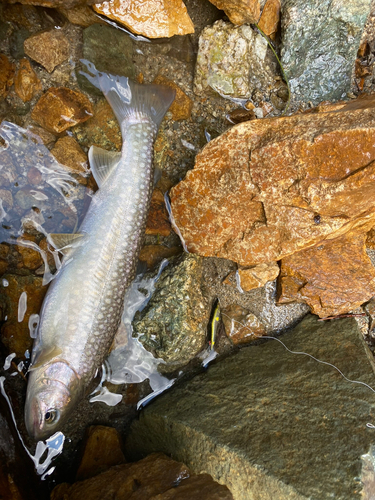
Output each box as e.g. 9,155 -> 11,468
45,409 -> 59,424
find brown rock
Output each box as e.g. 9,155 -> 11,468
277,232 -> 375,318
51,136 -> 88,177
73,99 -> 121,151
76,426 -> 125,481
228,107 -> 256,124
153,75 -> 193,121
26,166 -> 43,186
150,474 -> 234,499
58,5 -> 103,27
208,0 -> 260,25
24,30 -> 70,73
4,0 -> 101,7
365,297 -> 375,330
93,0 -> 194,39
14,58 -> 42,103
224,262 -> 279,291
366,227 -> 375,249
0,54 -> 15,99
0,274 -> 47,356
0,189 -> 13,209
221,303 -> 266,344
170,95 -> 375,267
145,188 -> 171,237
27,125 -> 56,146
257,0 -> 280,36
32,87 -> 93,134
139,245 -> 181,269
1,3 -> 42,30
16,235 -> 44,270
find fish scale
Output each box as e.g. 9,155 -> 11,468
25,64 -> 175,440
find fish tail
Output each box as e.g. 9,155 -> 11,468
80,60 -> 175,128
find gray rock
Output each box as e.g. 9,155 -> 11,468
281,0 -> 372,105
194,20 -> 278,100
127,315 -> 375,499
133,254 -> 211,373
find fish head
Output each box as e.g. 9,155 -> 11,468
25,360 -> 81,441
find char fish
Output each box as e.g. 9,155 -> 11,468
25,62 -> 175,440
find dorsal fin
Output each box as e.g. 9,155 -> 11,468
48,233 -> 86,255
88,146 -> 121,187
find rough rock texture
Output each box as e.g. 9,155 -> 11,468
31,87 -> 93,134
0,274 -> 47,356
138,245 -> 182,270
207,0 -> 260,25
58,5 -> 103,26
145,188 -> 171,237
221,303 -> 266,344
52,452 -> 233,500
24,29 -> 70,73
170,95 -> 375,267
225,262 -> 280,292
0,54 -> 15,98
93,0 -> 195,38
126,315 -> 375,500
133,254 -> 211,372
76,426 -> 125,481
14,58 -> 42,102
278,232 -> 375,318
258,0 -> 280,36
281,0 -> 372,105
51,136 -> 88,176
194,20 -> 278,99
153,75 -> 193,121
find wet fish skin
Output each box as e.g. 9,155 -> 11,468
25,65 -> 175,440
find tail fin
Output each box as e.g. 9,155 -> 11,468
80,60 -> 175,128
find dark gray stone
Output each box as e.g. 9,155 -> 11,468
127,315 -> 375,499
281,0 -> 372,105
132,254 -> 211,373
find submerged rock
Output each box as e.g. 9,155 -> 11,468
14,58 -> 42,103
51,136 -> 89,178
126,315 -> 375,499
170,95 -> 375,267
0,54 -> 15,99
153,75 -> 193,121
93,0 -> 194,39
24,29 -> 70,73
281,0 -> 372,105
221,303 -> 266,344
31,87 -> 93,134
133,254 -> 211,372
52,452 -> 233,500
194,20 -> 278,100
139,245 -> 182,270
145,188 -> 172,237
207,0 -> 261,25
277,232 -> 375,318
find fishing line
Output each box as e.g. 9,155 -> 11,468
221,312 -> 375,428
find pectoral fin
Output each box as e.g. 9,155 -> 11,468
48,233 -> 86,255
88,146 -> 121,187
29,346 -> 63,371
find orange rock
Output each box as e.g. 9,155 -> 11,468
4,0 -> 100,7
93,0 -> 194,38
170,95 -> 375,267
153,75 -> 193,121
258,0 -> 280,36
208,0 -> 260,25
139,244 -> 181,269
51,136 -> 88,177
31,87 -> 93,134
0,54 -> 15,99
366,227 -> 375,249
225,262 -> 279,291
277,232 -> 375,318
24,30 -> 70,73
222,303 -> 266,344
14,58 -> 42,103
145,188 -> 172,237
27,126 -> 56,146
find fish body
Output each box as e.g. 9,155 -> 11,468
25,64 -> 175,440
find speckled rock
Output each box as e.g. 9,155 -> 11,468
145,188 -> 171,237
281,0 -> 372,105
225,262 -> 280,292
52,452 -> 232,500
221,303 -> 266,344
14,58 -> 42,103
24,29 -> 70,73
31,87 -> 93,134
76,426 -> 125,481
153,75 -> 193,121
207,0 -> 260,25
277,232 -> 375,318
194,20 -> 278,100
258,0 -> 280,36
126,315 -> 375,500
170,95 -> 375,267
133,254 -> 211,372
0,274 -> 47,356
0,54 -> 15,98
73,99 -> 121,151
93,0 -> 194,39
139,245 -> 182,270
51,136 -> 88,177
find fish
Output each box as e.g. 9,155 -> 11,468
24,62 -> 175,440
